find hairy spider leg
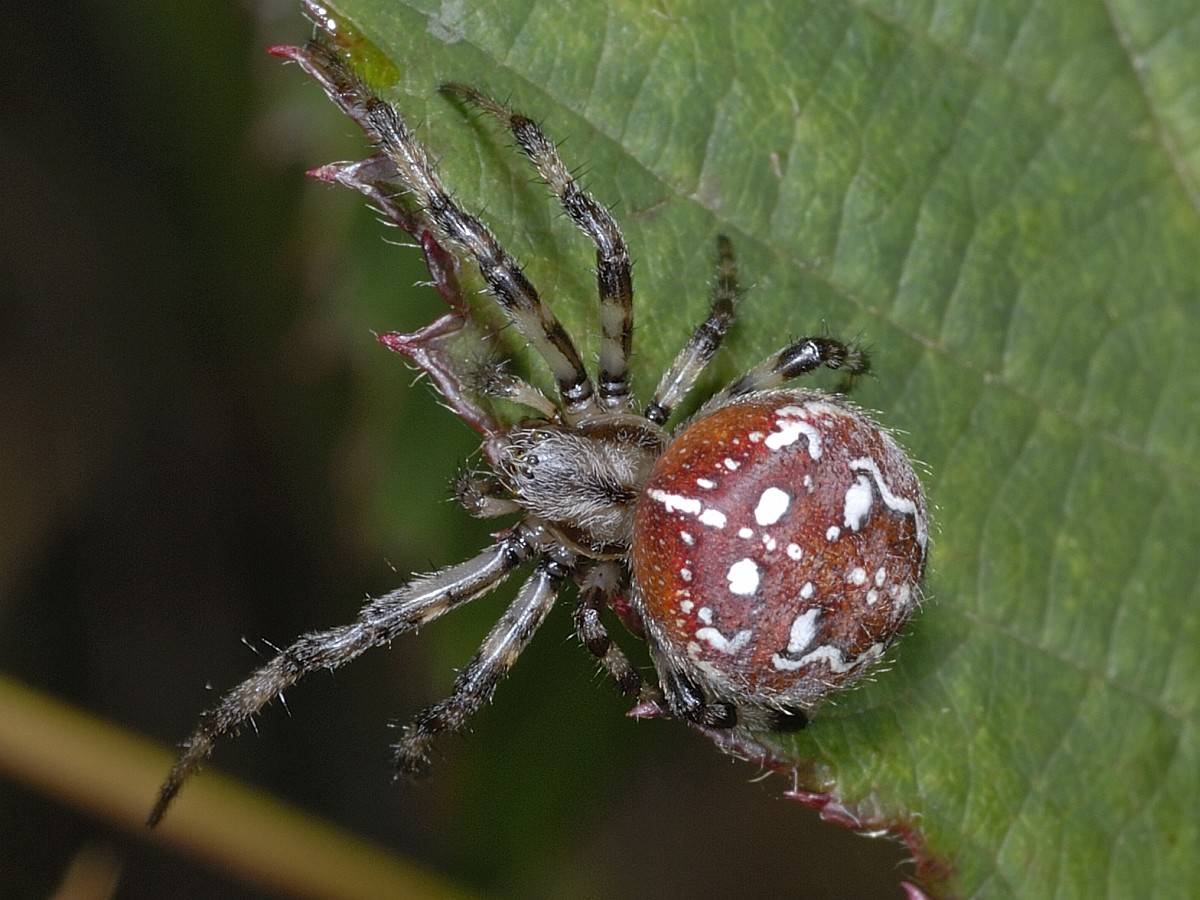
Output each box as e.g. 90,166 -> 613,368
269,42 -> 383,151
147,525 -> 540,826
393,557 -> 567,776
452,469 -> 523,518
443,83 -> 636,412
573,561 -> 643,697
718,336 -> 870,399
645,235 -> 742,424
292,42 -> 599,420
649,628 -> 738,728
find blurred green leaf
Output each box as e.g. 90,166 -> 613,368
317,0 -> 1200,896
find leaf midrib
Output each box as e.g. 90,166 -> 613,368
1099,0 -> 1200,213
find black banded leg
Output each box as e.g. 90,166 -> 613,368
574,564 -> 642,697
393,559 -> 567,776
660,666 -> 737,729
284,40 -> 597,420
148,525 -> 540,826
442,84 -> 635,412
645,235 -> 741,424
718,336 -> 869,400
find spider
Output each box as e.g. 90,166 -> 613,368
149,26 -> 928,826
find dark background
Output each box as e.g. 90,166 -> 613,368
1,2 -> 910,897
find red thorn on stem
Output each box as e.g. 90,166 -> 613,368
626,698 -> 666,720
783,788 -> 951,896
266,44 -> 302,61
305,163 -> 341,183
782,789 -> 862,829
376,332 -> 409,354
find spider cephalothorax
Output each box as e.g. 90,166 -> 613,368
149,18 -> 927,826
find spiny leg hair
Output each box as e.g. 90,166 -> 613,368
443,83 -> 635,411
645,235 -> 741,424
394,558 -> 567,776
573,562 -> 643,697
718,335 -> 869,400
147,525 -> 537,825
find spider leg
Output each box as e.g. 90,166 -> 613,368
573,562 -> 643,697
452,469 -> 522,518
442,84 -> 635,412
645,235 -> 741,424
635,587 -> 737,728
392,557 -> 568,776
463,355 -> 559,419
660,664 -> 738,728
148,525 -> 540,826
717,336 -> 869,400
286,41 -> 598,421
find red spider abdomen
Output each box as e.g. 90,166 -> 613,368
632,390 -> 928,710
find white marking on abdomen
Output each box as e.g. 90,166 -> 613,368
696,627 -> 753,654
726,558 -> 760,596
754,487 -> 791,526
765,416 -> 822,457
649,488 -> 728,530
785,609 -> 821,654
773,642 -> 884,673
648,490 -> 700,515
843,474 -> 873,531
849,457 -> 927,549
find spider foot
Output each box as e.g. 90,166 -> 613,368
391,738 -> 435,780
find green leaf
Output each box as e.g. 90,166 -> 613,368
315,1 -> 1200,896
